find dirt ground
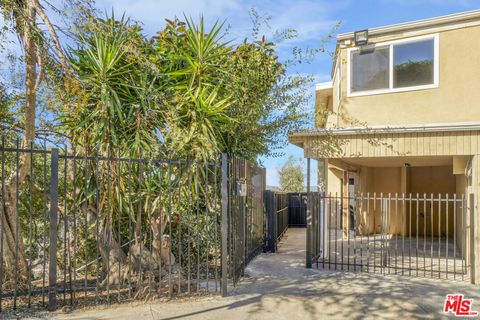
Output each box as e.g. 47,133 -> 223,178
14,228 -> 480,320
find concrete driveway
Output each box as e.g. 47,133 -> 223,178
49,228 -> 480,320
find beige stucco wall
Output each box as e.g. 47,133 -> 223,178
455,174 -> 469,268
408,166 -> 456,237
327,167 -> 343,195
326,163 -> 460,237
315,92 -> 332,128
325,24 -> 480,127
326,167 -> 344,230
359,167 -> 403,235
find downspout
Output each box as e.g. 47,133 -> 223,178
464,157 -> 474,284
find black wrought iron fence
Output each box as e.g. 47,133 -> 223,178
276,194 -> 289,242
287,193 -> 307,227
310,192 -> 469,281
227,157 -> 266,286
264,191 -> 288,253
0,138 -> 227,312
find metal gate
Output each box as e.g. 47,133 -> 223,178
227,156 -> 266,286
264,191 -> 288,253
309,192 -> 470,281
287,193 -> 307,227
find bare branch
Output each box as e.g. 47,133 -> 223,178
34,46 -> 44,90
32,0 -> 70,73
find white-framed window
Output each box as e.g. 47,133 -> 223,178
347,34 -> 439,97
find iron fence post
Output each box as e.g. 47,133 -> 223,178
264,191 -> 269,251
220,154 -> 229,297
306,158 -> 312,268
264,190 -> 275,252
243,159 -> 247,273
273,194 -> 278,252
273,192 -> 278,252
48,148 -> 59,311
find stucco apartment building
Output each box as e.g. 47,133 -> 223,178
290,10 -> 480,284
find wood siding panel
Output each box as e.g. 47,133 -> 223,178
302,130 -> 480,159
431,132 -> 438,156
303,131 -> 480,158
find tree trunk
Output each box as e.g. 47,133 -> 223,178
0,190 -> 28,286
23,0 -> 37,148
0,0 -> 37,285
99,217 -> 129,287
101,164 -> 129,287
134,158 -> 144,243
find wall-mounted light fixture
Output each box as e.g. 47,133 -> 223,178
354,29 -> 368,46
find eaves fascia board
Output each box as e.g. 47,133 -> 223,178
337,9 -> 480,41
290,122 -> 480,137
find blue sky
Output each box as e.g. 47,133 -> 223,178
92,0 -> 480,187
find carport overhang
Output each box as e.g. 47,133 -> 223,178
289,122 -> 480,160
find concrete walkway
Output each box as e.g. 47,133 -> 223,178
50,228 -> 480,320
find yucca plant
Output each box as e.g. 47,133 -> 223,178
66,14 -> 162,155
155,16 -> 235,162
62,13 -> 169,283
167,87 -> 232,161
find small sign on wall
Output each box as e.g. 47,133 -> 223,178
237,179 -> 247,197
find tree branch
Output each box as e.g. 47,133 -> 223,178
32,0 -> 70,73
34,46 -> 44,90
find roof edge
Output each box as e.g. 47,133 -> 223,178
315,81 -> 333,91
337,9 -> 480,41
290,121 -> 480,137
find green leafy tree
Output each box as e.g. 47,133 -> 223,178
62,14 -> 168,281
0,0 -> 93,282
151,11 -> 327,162
394,59 -> 433,87
61,14 -> 234,285
279,155 -> 305,192
150,17 -> 233,162
64,14 -> 162,156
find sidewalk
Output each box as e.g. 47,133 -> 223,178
50,228 -> 480,320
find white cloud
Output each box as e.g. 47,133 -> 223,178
98,0 -> 242,33
253,0 -> 345,43
95,0 -> 344,44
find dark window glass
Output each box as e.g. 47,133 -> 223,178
393,39 -> 434,88
351,47 -> 389,92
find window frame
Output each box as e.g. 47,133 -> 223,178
346,34 -> 439,97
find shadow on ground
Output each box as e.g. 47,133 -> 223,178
53,228 -> 479,320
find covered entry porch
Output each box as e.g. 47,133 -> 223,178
312,192 -> 468,281
321,156 -> 469,280
290,125 -> 480,284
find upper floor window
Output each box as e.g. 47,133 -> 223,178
348,34 -> 439,96
351,46 -> 389,92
